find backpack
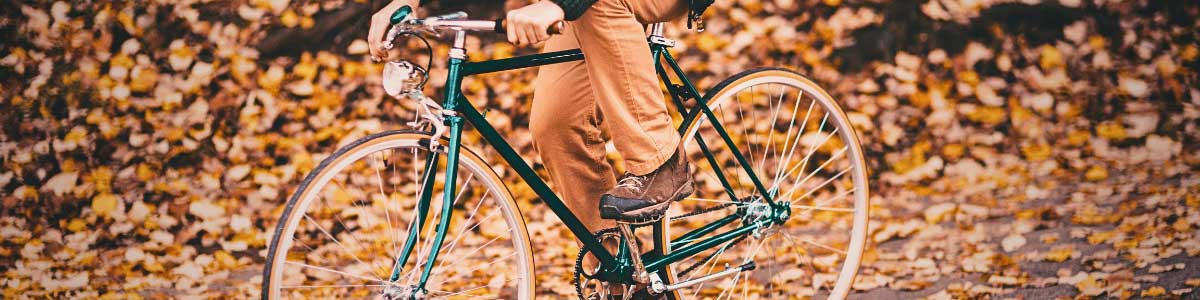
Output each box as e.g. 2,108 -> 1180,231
689,0 -> 715,31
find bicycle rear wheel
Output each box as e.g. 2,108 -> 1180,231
656,68 -> 870,299
262,131 -> 534,299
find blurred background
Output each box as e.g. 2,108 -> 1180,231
1,0 -> 1198,298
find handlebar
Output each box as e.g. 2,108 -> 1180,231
384,7 -> 565,50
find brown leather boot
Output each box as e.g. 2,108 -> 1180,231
599,145 -> 694,223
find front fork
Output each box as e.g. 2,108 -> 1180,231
385,111 -> 466,300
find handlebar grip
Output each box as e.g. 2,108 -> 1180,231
389,5 -> 413,25
494,19 -> 566,35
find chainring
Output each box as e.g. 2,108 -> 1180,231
574,228 -> 635,300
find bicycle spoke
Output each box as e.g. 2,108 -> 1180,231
286,260 -> 399,288
735,88 -> 756,174
797,188 -> 857,216
302,214 -> 387,281
785,144 -> 847,191
759,84 -> 786,181
665,72 -> 868,300
280,284 -> 389,289
427,249 -> 515,286
433,208 -> 499,272
786,234 -> 847,256
267,134 -> 530,299
787,169 -> 854,206
770,98 -> 814,193
790,205 -> 855,213
375,153 -> 400,260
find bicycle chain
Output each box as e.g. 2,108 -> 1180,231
667,200 -> 753,280
670,202 -> 737,221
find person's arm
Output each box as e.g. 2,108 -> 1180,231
549,0 -> 596,21
369,0 -> 423,60
506,0 -> 600,47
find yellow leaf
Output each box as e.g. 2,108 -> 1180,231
136,163 -> 156,182
292,54 -> 318,81
1021,143 -> 1052,162
331,187 -> 355,205
1087,230 -> 1115,245
129,66 -> 157,93
1085,166 -> 1107,182
1114,238 -> 1138,250
1141,286 -> 1165,297
941,143 -> 964,161
213,250 -> 239,269
92,193 -> 119,218
966,106 -> 1006,125
1096,121 -> 1126,140
1181,44 -> 1198,62
1185,278 -> 1200,287
1087,35 -> 1107,50
67,218 -> 87,232
1067,130 -> 1090,146
1076,274 -> 1105,296
259,65 -> 286,93
696,33 -> 722,53
1039,45 -> 1063,70
909,91 -> 930,109
300,16 -> 314,29
280,9 -> 299,27
1044,246 -> 1073,262
143,261 -> 165,273
958,71 -> 979,86
1072,205 -> 1115,225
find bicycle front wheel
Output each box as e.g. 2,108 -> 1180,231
263,131 -> 534,300
657,68 -> 870,300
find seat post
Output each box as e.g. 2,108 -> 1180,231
648,23 -> 665,37
647,23 -> 677,48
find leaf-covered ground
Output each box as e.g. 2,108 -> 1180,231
2,0 -> 1198,299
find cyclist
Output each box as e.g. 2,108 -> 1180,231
368,0 -> 695,233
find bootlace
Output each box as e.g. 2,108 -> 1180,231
614,174 -> 645,192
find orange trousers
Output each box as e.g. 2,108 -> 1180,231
530,0 -> 688,232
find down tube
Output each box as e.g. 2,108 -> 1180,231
454,97 -> 617,265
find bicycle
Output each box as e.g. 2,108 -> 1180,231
263,9 -> 870,300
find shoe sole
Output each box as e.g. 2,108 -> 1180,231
600,181 -> 695,225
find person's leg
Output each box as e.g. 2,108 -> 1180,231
531,25 -> 616,233
571,0 -> 688,176
573,0 -> 694,223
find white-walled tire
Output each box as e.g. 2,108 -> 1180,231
657,68 -> 869,300
262,131 -> 534,300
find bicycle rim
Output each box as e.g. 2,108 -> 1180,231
659,68 -> 869,300
262,131 -> 534,300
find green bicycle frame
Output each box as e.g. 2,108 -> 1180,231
395,33 -> 780,291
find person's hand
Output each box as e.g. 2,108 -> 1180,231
369,0 -> 419,60
505,1 -> 565,47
